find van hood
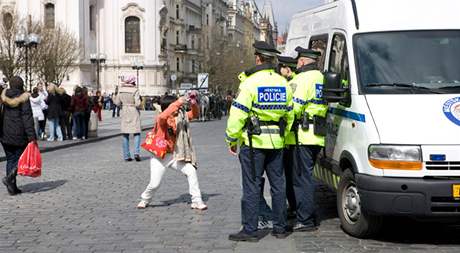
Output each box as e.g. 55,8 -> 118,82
366,95 -> 460,145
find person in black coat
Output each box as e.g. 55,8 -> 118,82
0,76 -> 36,195
45,84 -> 64,141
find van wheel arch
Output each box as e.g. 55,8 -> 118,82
340,151 -> 358,174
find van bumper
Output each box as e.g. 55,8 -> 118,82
356,174 -> 460,217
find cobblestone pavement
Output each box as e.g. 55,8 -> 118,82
1,118 -> 460,253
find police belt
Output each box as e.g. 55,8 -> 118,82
243,120 -> 282,133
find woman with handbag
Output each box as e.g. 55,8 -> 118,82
0,76 -> 36,195
137,91 -> 207,210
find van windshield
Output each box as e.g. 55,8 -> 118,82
354,31 -> 460,94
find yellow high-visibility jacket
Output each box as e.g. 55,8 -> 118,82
226,65 -> 294,149
286,64 -> 328,146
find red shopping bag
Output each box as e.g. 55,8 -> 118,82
17,142 -> 42,178
141,123 -> 168,159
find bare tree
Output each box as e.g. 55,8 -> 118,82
0,12 -> 23,80
34,26 -> 80,86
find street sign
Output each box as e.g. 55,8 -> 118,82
180,83 -> 193,89
171,74 -> 177,82
197,73 -> 209,89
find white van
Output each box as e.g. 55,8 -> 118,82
285,0 -> 460,238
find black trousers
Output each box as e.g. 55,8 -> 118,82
287,145 -> 321,227
283,147 -> 297,212
2,143 -> 26,180
239,145 -> 287,233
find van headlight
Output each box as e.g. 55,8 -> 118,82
368,145 -> 422,170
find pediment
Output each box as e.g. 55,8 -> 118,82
121,2 -> 145,13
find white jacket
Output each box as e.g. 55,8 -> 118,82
30,95 -> 46,120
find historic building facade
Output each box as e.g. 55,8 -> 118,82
0,0 -> 277,95
0,0 -> 168,95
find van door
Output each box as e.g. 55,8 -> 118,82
325,31 -> 351,163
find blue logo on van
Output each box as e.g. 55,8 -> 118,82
443,97 -> 460,126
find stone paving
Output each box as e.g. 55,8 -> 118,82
0,110 -> 156,160
0,118 -> 459,253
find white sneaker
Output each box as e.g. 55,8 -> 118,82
72,137 -> 78,140
137,200 -> 149,209
191,201 -> 208,210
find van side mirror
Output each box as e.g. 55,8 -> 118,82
323,72 -> 348,103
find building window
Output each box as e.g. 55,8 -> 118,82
191,36 -> 195,49
44,3 -> 55,29
192,60 -> 195,73
176,58 -> 180,71
3,12 -> 13,30
89,5 -> 95,31
206,14 -> 209,25
176,31 -> 180,44
125,16 -> 141,53
176,4 -> 180,19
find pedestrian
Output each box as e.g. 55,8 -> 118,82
60,89 -> 73,140
71,87 -> 88,140
29,87 -> 46,139
0,76 -> 36,195
136,93 -> 207,211
37,82 -> 48,140
114,76 -> 142,162
45,84 -> 64,142
284,46 -> 328,232
93,90 -> 103,121
82,87 -> 92,139
112,86 -> 120,118
226,41 -> 294,242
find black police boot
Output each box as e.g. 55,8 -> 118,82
228,230 -> 259,242
272,226 -> 293,239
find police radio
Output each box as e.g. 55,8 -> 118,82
248,116 -> 262,135
301,112 -> 310,131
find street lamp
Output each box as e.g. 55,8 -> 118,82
90,53 -> 106,91
131,61 -> 144,88
15,27 -> 41,91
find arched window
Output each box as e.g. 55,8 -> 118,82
3,12 -> 13,30
44,3 -> 55,28
125,16 -> 140,53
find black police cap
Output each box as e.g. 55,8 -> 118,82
253,41 -> 281,58
295,46 -> 321,60
277,55 -> 297,68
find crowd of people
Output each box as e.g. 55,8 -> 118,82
26,83 -> 105,142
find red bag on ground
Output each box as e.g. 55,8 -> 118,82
141,123 -> 168,159
17,142 -> 42,178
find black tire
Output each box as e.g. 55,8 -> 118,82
337,169 -> 382,238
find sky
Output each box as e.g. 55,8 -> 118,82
254,0 -> 324,33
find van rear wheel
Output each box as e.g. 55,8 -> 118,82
337,169 -> 382,238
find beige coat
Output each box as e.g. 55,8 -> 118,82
114,86 -> 141,134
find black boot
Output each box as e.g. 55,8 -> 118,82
11,169 -> 22,194
228,230 -> 259,242
2,171 -> 17,196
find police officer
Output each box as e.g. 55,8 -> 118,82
277,55 -> 299,219
285,46 -> 328,232
277,55 -> 297,81
226,41 -> 294,241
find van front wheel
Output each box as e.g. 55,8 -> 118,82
337,169 -> 382,238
